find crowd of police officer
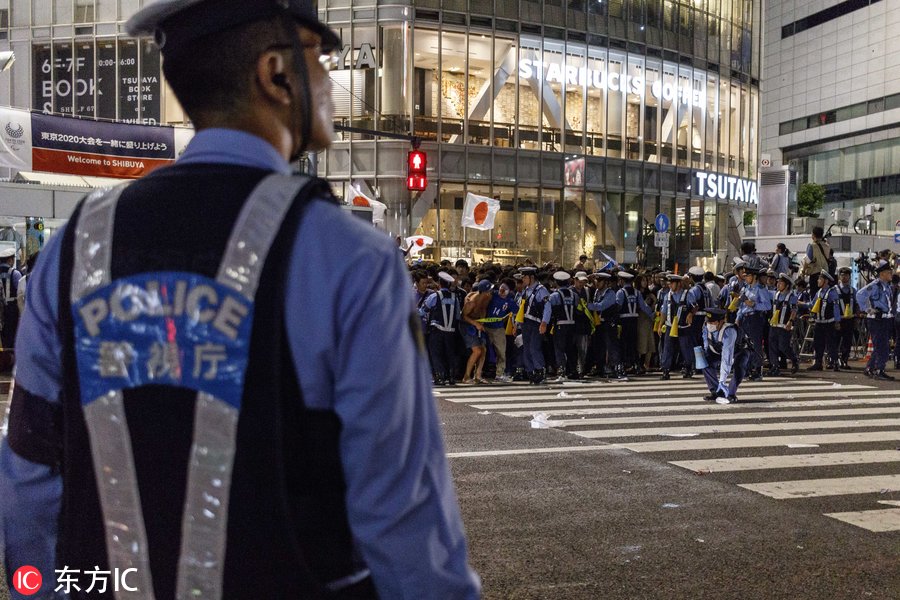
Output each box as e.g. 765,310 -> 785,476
412,256 -> 900,389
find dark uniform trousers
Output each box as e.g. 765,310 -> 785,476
740,312 -> 766,374
867,317 -> 893,372
592,322 -> 620,374
428,329 -> 459,382
837,317 -> 855,363
768,326 -> 797,368
619,317 -> 639,369
894,315 -> 900,366
522,320 -> 545,372
660,327 -> 694,372
552,325 -> 578,377
812,321 -> 839,367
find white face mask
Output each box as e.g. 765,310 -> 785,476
707,321 -> 722,333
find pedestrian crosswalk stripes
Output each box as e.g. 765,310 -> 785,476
574,418 -> 900,439
555,406 -> 900,427
740,475 -> 900,499
439,379 -> 837,401
617,431 -> 900,452
446,385 -> 875,403
825,508 -> 900,532
439,377 -> 900,533
470,390 -> 892,411
498,397 -> 900,418
671,450 -> 900,473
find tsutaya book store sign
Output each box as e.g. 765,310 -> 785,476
695,171 -> 758,204
518,59 -> 705,108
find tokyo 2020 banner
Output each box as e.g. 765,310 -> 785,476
0,107 -> 193,179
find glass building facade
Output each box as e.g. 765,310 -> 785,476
0,0 -> 762,271
319,0 -> 761,270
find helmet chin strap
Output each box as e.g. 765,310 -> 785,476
279,14 -> 313,162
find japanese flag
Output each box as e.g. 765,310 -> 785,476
351,188 -> 388,227
461,192 -> 500,231
405,235 -> 433,256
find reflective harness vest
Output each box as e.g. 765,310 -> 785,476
706,323 -> 747,358
53,173 -> 369,599
693,283 -> 712,317
551,287 -> 576,326
666,291 -> 688,330
836,283 -> 855,318
0,264 -> 18,304
813,287 -> 838,323
524,284 -> 548,323
619,287 -> 639,319
771,291 -> 796,328
429,289 -> 459,332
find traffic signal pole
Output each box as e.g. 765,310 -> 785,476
333,124 -> 421,148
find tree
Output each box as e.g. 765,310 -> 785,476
743,210 -> 756,226
797,182 -> 826,217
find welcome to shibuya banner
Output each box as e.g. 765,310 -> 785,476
0,106 -> 194,179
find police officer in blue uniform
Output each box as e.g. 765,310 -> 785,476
548,271 -> 578,381
615,271 -> 653,378
856,261 -> 896,380
659,274 -> 693,380
588,271 -> 618,377
767,273 -> 799,376
835,266 -> 858,369
520,266 -> 551,384
422,271 -> 462,386
808,271 -> 842,372
736,267 -> 772,381
702,307 -> 750,404
0,2 -> 480,598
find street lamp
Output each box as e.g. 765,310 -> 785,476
0,51 -> 15,73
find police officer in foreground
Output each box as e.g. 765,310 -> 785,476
701,308 -> 750,405
856,261 -> 896,380
0,2 -> 480,598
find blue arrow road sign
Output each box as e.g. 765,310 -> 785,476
894,232 -> 900,244
655,214 -> 670,233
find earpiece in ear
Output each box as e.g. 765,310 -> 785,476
272,73 -> 292,96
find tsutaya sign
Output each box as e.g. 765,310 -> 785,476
695,171 -> 758,204
518,59 -> 705,108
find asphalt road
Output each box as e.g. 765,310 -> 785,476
442,365 -> 900,599
0,365 -> 897,599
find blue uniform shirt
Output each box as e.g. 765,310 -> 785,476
813,285 -> 843,322
524,282 -> 552,323
615,286 -> 653,316
856,279 -> 894,316
736,282 -> 772,321
588,287 -> 618,313
0,129 -> 480,599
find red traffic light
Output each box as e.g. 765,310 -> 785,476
407,150 -> 427,191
